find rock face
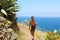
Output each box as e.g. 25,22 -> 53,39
0,15 -> 18,40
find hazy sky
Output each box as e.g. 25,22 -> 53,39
17,0 -> 60,17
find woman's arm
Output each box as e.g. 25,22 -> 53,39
29,21 -> 31,29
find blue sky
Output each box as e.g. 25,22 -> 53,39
17,0 -> 60,17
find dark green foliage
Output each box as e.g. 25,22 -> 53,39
0,0 -> 19,21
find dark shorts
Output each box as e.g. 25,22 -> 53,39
31,26 -> 36,31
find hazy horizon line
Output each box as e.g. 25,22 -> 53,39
16,15 -> 60,17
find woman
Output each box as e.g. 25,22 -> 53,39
29,16 -> 36,40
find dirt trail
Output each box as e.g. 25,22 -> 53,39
18,23 -> 46,40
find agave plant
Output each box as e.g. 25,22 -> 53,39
0,0 -> 19,33
0,0 -> 19,21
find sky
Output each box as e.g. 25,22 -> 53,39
17,0 -> 60,17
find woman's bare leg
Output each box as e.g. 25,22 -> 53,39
31,31 -> 34,38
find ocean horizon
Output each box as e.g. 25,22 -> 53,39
17,17 -> 60,32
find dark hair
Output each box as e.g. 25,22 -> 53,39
31,16 -> 34,18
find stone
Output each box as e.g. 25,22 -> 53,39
0,15 -> 18,40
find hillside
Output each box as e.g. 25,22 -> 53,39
18,23 -> 46,40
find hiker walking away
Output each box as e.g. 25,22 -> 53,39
29,16 -> 36,39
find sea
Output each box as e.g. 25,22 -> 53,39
17,17 -> 60,32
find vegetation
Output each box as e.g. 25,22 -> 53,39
0,0 -> 19,21
45,30 -> 60,40
0,0 -> 19,33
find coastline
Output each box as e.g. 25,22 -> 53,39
17,23 -> 60,40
